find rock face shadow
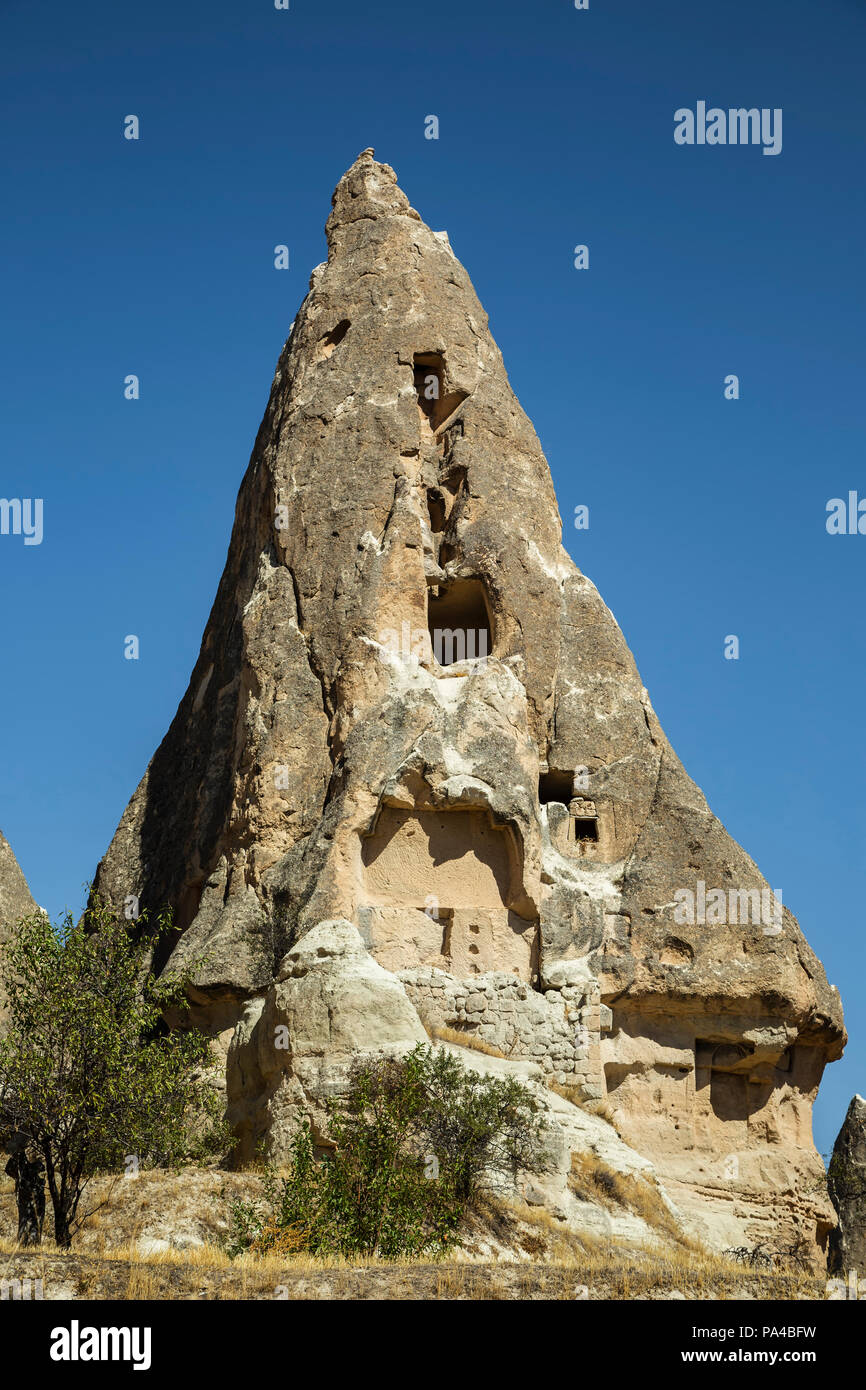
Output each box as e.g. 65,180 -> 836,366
361,806 -> 511,907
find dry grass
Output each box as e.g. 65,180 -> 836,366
0,1161 -> 826,1302
464,1196 -> 821,1300
0,1220 -> 824,1301
0,1163 -> 263,1256
581,1098 -> 620,1126
567,1152 -> 699,1250
430,1025 -> 507,1059
569,1151 -> 631,1207
546,1079 -> 587,1106
544,1082 -> 629,1140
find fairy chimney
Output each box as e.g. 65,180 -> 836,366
92,151 -> 845,1257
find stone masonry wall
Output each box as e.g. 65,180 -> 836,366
399,966 -> 603,1100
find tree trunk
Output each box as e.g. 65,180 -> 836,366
4,1151 -> 45,1247
53,1211 -> 72,1249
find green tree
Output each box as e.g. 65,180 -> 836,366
0,898 -> 225,1247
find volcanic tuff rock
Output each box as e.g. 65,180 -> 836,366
0,830 -> 37,932
828,1095 -> 866,1274
0,829 -> 38,1022
92,150 -> 845,1258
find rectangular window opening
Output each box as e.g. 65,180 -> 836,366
428,578 -> 493,666
572,817 -> 599,843
539,770 -> 574,805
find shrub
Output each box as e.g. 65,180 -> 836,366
227,1044 -> 548,1259
417,1045 -> 548,1204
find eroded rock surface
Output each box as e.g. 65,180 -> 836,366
227,917 -> 679,1248
828,1095 -> 866,1274
92,150 -> 845,1260
0,829 -> 38,1022
0,830 -> 36,931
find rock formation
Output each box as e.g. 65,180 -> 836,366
0,830 -> 37,933
828,1095 -> 866,1274
92,150 -> 845,1260
0,829 -> 38,1021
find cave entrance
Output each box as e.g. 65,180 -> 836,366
426,488 -> 447,534
428,578 -> 493,666
413,352 -> 468,434
539,770 -> 574,805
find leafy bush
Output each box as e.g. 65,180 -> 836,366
415,1045 -> 548,1203
227,1044 -> 548,1259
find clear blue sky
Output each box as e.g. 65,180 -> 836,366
1,0 -> 863,1156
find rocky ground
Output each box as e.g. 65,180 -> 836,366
0,1166 -> 826,1302
0,1248 -> 825,1301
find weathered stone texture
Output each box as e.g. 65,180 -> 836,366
0,830 -> 37,935
0,829 -> 38,1022
399,965 -> 601,1098
828,1095 -> 866,1274
92,150 -> 845,1260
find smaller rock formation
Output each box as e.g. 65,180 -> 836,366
0,829 -> 38,1023
828,1095 -> 866,1274
227,920 -> 429,1154
0,829 -> 37,932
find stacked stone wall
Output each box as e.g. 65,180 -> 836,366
399,966 -> 602,1099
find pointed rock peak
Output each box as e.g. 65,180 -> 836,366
828,1094 -> 866,1272
93,155 -> 844,1257
0,829 -> 38,1019
0,829 -> 37,932
327,148 -> 421,242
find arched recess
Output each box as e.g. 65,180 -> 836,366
360,802 -> 537,977
427,578 -> 494,666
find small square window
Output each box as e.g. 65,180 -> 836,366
572,817 -> 598,843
